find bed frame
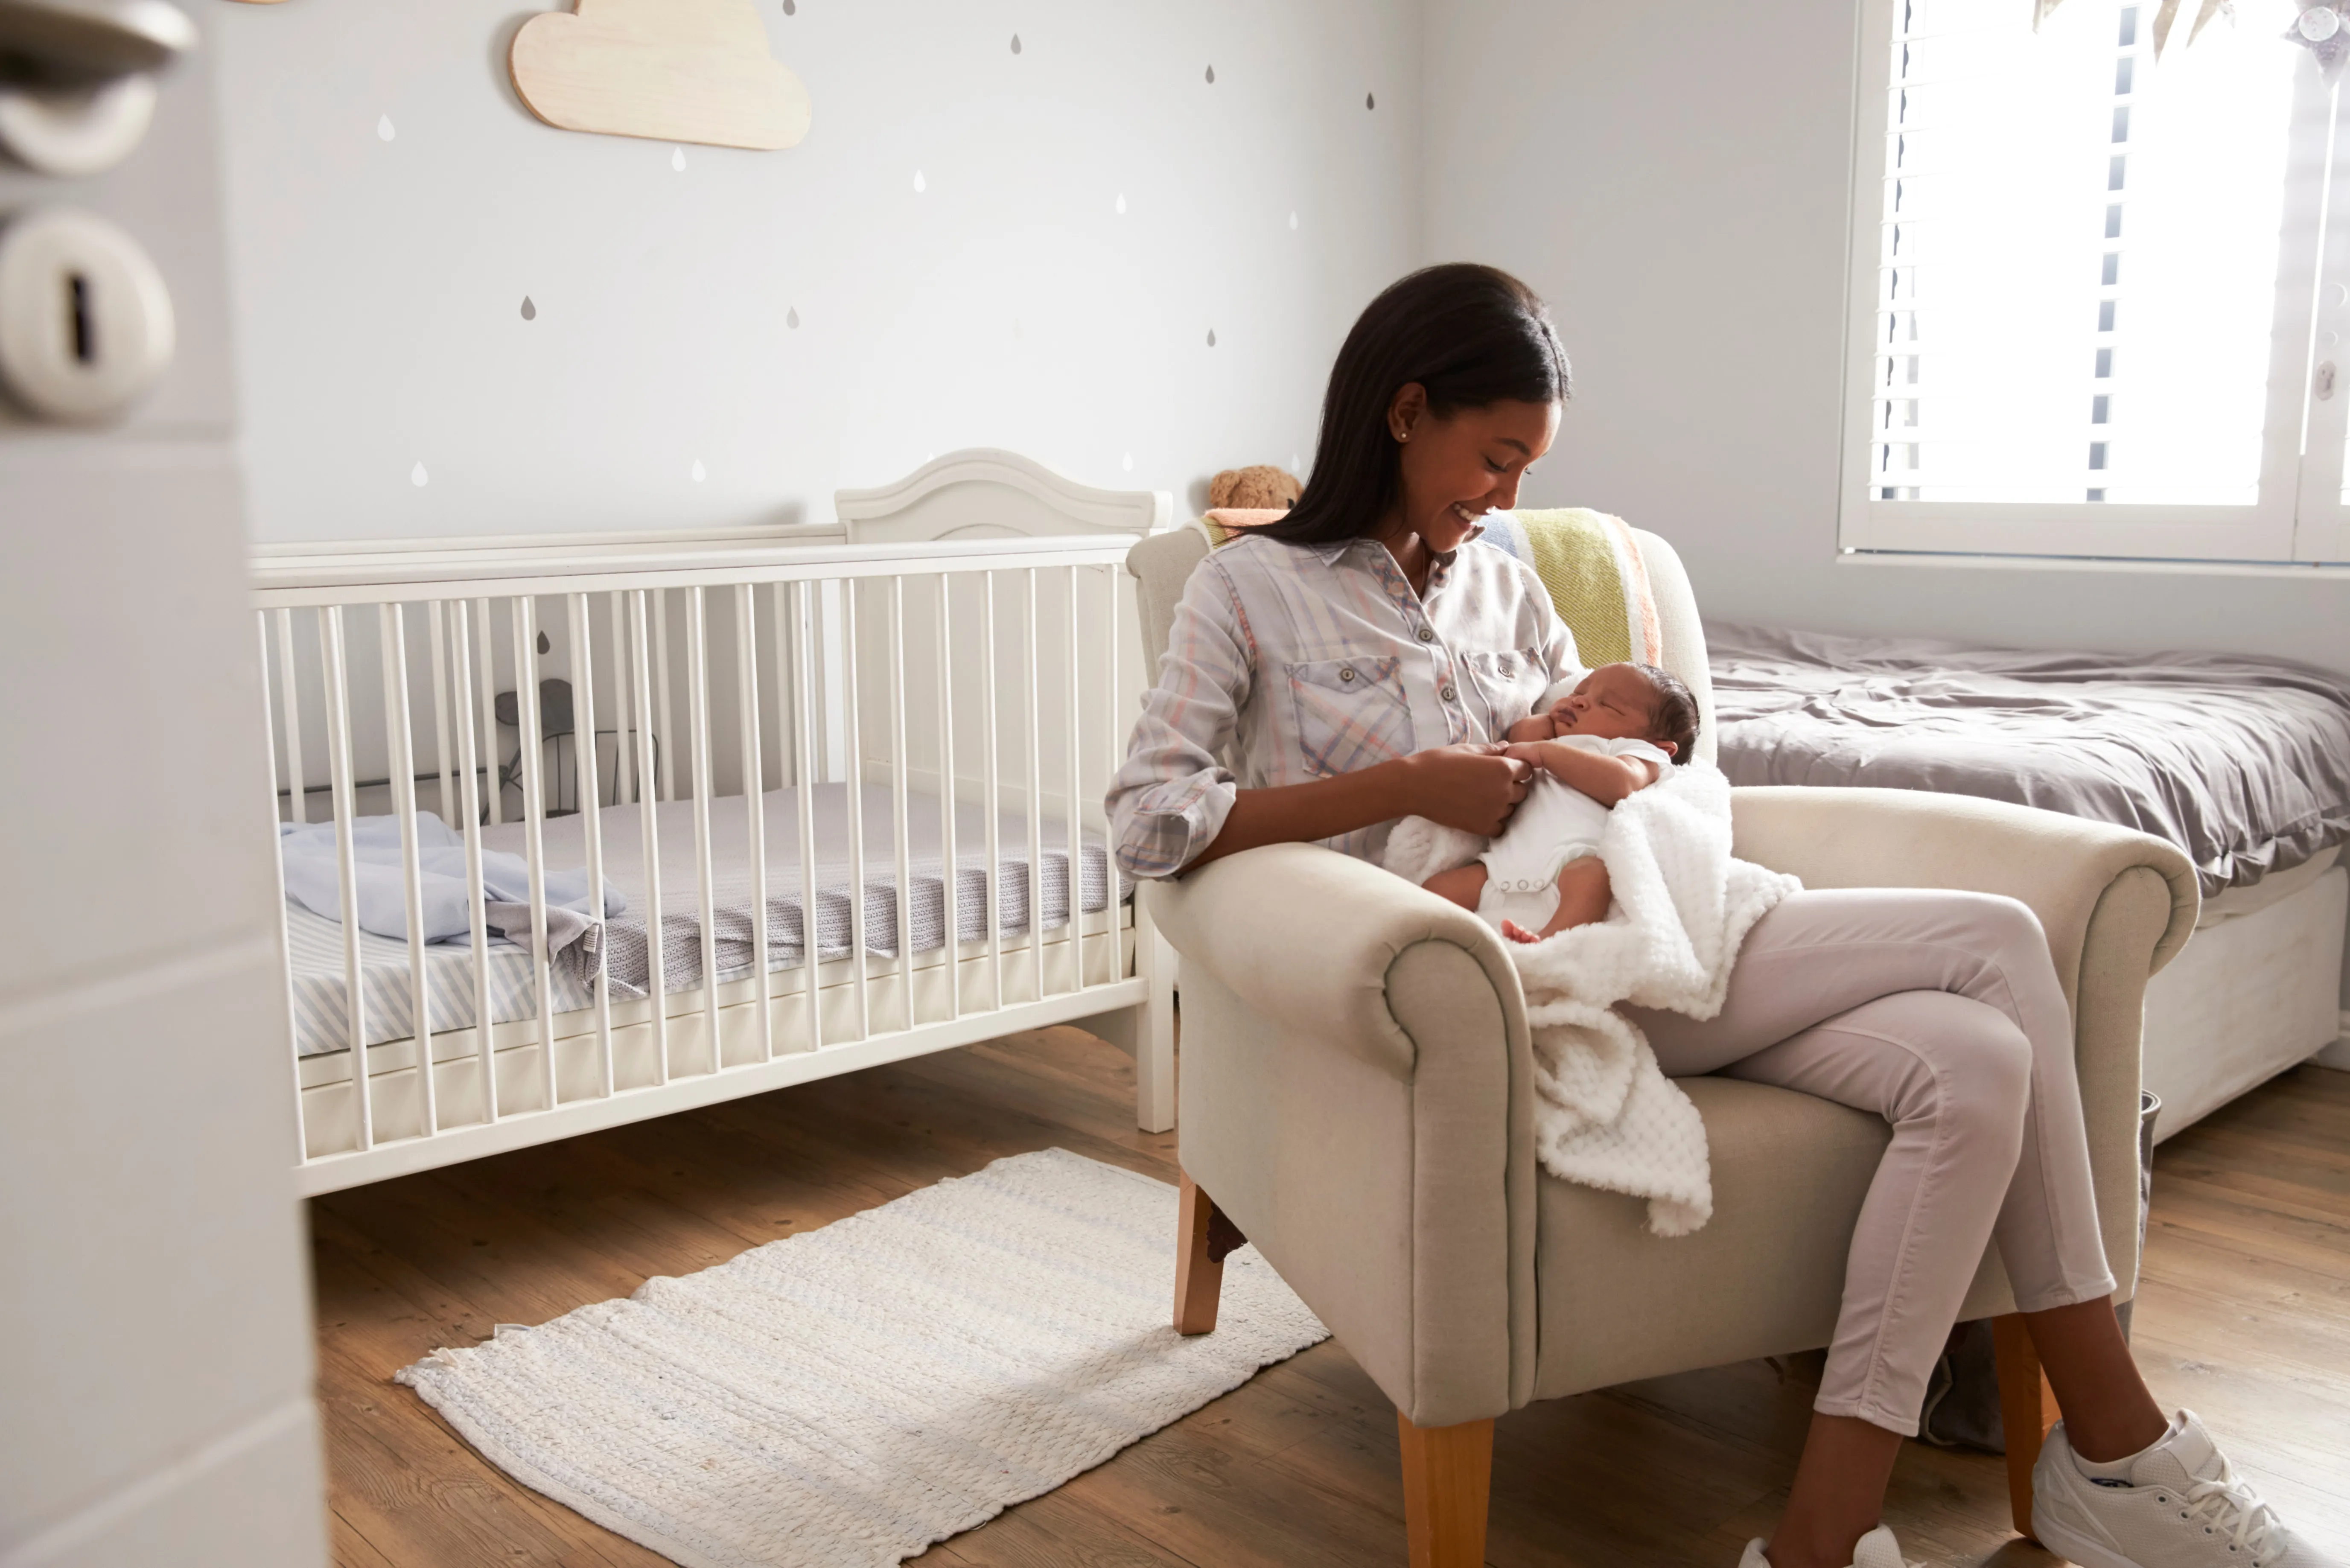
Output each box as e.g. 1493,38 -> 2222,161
256,450 -> 1177,1196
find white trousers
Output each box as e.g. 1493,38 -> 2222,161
1624,887 -> 2118,1436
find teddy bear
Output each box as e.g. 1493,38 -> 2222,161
1207,464 -> 1302,512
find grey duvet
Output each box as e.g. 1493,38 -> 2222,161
1705,622 -> 2350,897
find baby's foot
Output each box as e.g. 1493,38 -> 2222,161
1502,919 -> 1544,944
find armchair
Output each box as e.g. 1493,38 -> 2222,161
1127,523 -> 2198,1566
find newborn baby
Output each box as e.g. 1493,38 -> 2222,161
1424,662 -> 1700,943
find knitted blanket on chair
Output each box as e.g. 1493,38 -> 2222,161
1384,764 -> 1797,1236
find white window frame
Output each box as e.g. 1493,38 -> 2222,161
1838,0 -> 2350,566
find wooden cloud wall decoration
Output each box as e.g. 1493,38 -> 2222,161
510,0 -> 811,151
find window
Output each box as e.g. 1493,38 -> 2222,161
1841,0 -> 2350,564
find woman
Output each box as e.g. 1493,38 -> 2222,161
1105,264 -> 2327,1568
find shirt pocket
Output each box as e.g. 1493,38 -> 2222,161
1458,647 -> 1549,733
1286,655 -> 1414,778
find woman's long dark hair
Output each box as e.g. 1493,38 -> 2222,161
1251,263 -> 1571,547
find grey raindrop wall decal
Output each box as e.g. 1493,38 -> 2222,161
377,114 -> 396,142
536,630 -> 551,655
410,460 -> 428,487
1206,328 -> 1216,347
1366,91 -> 1376,110
1204,64 -> 1215,84
781,0 -> 794,12
1010,33 -> 1021,53
786,306 -> 800,329
520,296 -> 537,321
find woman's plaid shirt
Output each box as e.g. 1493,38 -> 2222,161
1106,530 -> 1582,877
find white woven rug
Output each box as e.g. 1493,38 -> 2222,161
397,1148 -> 1327,1568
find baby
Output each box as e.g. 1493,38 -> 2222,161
1423,662 -> 1700,943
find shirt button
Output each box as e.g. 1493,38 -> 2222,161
1339,667 -> 1356,682
1440,684 -> 1457,702
1417,627 -> 1434,643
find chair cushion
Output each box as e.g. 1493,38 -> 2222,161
1531,1076 -> 1890,1402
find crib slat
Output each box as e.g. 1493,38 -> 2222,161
982,570 -> 1004,1007
888,577 -> 914,1027
513,597 -> 559,1113
629,591 -> 670,1086
687,587 -> 721,1072
1064,566 -> 1083,998
1102,562 -> 1122,987
569,592 -> 615,1098
257,614 -> 308,1158
607,591 -> 634,808
449,600 -> 497,1123
381,603 -> 439,1137
318,606 -> 371,1152
428,600 -> 455,827
476,597 -> 502,827
654,589 -> 677,804
1024,569 -> 1045,1005
934,572 -> 960,1021
789,581 -> 823,1052
736,583 -> 774,1062
274,608 -> 306,825
840,578 -> 871,1042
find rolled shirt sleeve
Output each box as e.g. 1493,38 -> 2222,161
1105,560 -> 1251,878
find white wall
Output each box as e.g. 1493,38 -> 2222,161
210,0 -> 1420,541
1421,0 -> 2350,675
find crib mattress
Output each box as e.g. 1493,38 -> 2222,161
1706,622 -> 2350,898
282,783 -> 1125,1057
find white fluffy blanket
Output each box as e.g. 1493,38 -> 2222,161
1385,764 -> 1798,1236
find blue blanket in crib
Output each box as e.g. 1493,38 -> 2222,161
278,813 -> 625,954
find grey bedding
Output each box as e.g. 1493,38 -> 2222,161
1705,622 -> 2350,898
285,783 -> 1126,1056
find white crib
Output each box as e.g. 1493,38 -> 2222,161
254,451 -> 1176,1196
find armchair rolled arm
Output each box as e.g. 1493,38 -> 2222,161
1147,843 -> 1540,1426
1149,842 -> 1519,1081
1731,785 -> 2197,1303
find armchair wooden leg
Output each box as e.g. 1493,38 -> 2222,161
1174,1172 -> 1246,1335
1993,1313 -> 2060,1543
1397,1412 -> 1493,1568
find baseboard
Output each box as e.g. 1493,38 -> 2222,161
2315,1014 -> 2350,1073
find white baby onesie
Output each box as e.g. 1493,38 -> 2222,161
1476,735 -> 1674,933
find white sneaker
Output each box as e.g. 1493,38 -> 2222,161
2032,1409 -> 2340,1568
1737,1525 -> 1919,1567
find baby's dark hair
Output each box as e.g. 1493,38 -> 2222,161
1635,664 -> 1700,765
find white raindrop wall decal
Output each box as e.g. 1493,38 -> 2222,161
1289,210 -> 1298,230
786,306 -> 800,329
410,461 -> 429,487
691,459 -> 707,482
520,296 -> 537,321
672,146 -> 687,172
1122,452 -> 1134,472
1010,33 -> 1021,54
913,169 -> 927,192
377,114 -> 396,142
1114,192 -> 1127,215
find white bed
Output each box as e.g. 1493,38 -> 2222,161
257,450 -> 1176,1192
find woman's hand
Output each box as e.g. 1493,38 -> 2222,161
1397,743 -> 1533,835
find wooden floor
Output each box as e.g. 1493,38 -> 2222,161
312,1033 -> 2350,1568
